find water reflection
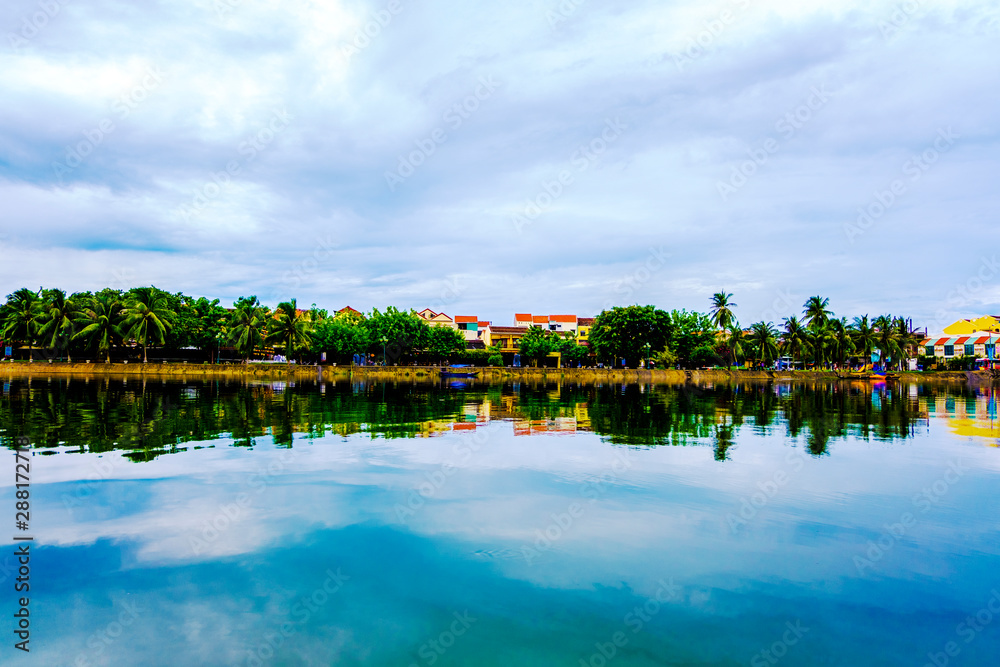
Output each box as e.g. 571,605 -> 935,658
2,377 -> 998,457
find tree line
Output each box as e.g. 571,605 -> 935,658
0,286 -> 923,368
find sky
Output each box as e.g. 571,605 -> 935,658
0,0 -> 998,332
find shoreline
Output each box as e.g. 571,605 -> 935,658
0,362 -> 990,385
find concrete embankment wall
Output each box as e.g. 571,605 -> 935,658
0,362 -> 990,385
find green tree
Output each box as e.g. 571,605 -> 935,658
781,316 -> 811,364
723,323 -> 747,368
664,309 -> 716,369
749,321 -> 779,367
311,318 -> 371,363
123,287 -> 175,363
38,288 -> 83,362
710,291 -> 737,330
803,296 -> 833,329
364,307 -> 431,364
425,325 -> 466,363
518,326 -> 557,366
227,296 -> 269,362
589,305 -> 673,368
829,317 -> 855,369
556,333 -> 590,367
851,315 -> 877,370
167,295 -> 228,361
268,299 -> 313,365
873,314 -> 902,371
1,288 -> 44,361
74,291 -> 125,363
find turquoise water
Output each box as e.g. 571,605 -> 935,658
2,379 -> 999,666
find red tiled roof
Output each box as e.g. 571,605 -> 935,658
532,316 -> 548,324
578,317 -> 595,326
337,306 -> 361,315
491,326 -> 529,335
455,315 -> 477,323
477,321 -> 491,328
549,314 -> 577,322
514,313 -> 532,320
417,308 -> 437,316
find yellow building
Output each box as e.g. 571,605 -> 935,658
943,316 -> 1000,335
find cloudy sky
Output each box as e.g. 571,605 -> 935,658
1,0 -> 998,330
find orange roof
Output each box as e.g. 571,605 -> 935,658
973,336 -> 990,344
492,326 -> 528,335
455,315 -> 477,323
532,316 -> 548,324
477,321 -> 490,328
514,313 -> 532,320
955,337 -> 970,344
550,314 -> 577,322
337,306 -> 361,315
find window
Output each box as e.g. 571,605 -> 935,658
965,344 -> 975,356
944,345 -> 954,356
925,345 -> 935,356
987,344 -> 996,359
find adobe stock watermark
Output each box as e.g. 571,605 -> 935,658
843,126 -> 958,244
72,599 -> 145,667
7,0 -> 72,50
384,75 -> 502,191
280,236 -> 337,290
340,0 -> 407,59
189,449 -> 297,556
545,0 -> 587,30
406,610 -> 477,667
921,589 -> 1000,667
175,108 -> 292,221
878,0 -> 922,40
726,449 -> 806,533
240,567 -> 349,667
51,66 -> 167,180
854,459 -> 967,575
578,579 -> 680,667
520,448 -> 633,565
749,620 -> 810,667
928,256 -> 1000,333
717,84 -> 833,202
599,246 -> 671,313
511,117 -> 628,234
666,0 -> 753,71
394,426 -> 492,523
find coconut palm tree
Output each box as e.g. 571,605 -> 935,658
873,314 -> 902,372
750,321 -> 779,367
851,315 -> 877,371
710,291 -> 737,330
892,316 -> 918,370
122,286 -> 175,363
781,316 -> 811,365
810,320 -> 837,369
829,317 -> 855,369
267,299 -> 312,365
1,288 -> 44,361
37,288 -> 82,362
725,323 -> 747,368
227,296 -> 268,362
803,296 -> 833,329
74,292 -> 125,363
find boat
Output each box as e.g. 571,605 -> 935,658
440,365 -> 479,379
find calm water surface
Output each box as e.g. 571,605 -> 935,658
2,377 -> 999,666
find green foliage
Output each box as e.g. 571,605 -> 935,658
425,325 -> 466,360
311,318 -> 370,362
690,344 -> 722,367
556,334 -> 590,367
227,296 -> 269,362
267,299 -> 313,363
710,291 -> 737,330
74,291 -> 126,362
589,305 -> 673,368
364,307 -> 431,362
1,288 -> 44,359
123,286 -> 175,362
518,327 -> 557,365
664,310 -> 716,368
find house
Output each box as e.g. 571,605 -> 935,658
491,326 -> 530,354
943,316 -> 1000,335
336,306 -> 364,321
454,316 -> 492,346
416,308 -> 457,329
921,334 -> 999,360
514,313 -> 582,334
577,317 -> 595,346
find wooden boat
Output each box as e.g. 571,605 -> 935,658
440,366 -> 479,379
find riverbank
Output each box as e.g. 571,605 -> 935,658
0,361 -> 991,385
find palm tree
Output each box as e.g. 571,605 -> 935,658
710,291 -> 737,330
1,288 -> 44,361
851,315 -> 877,371
892,317 -> 918,371
810,320 -> 837,369
873,315 -> 901,372
267,299 -> 312,365
37,288 -> 82,362
781,316 -> 811,365
74,292 -> 125,363
227,296 -> 268,362
829,317 -> 855,369
750,321 -> 779,368
803,296 -> 833,329
122,287 -> 175,363
725,323 -> 746,368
